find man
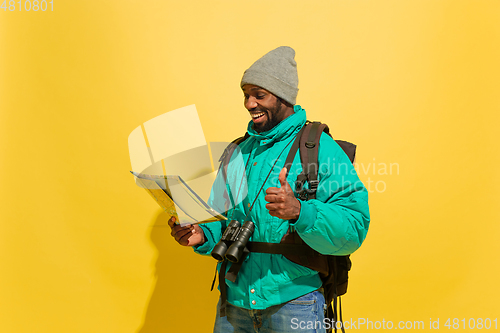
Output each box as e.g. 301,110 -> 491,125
169,46 -> 370,332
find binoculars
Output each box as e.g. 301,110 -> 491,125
211,220 -> 255,263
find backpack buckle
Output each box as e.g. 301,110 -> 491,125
295,175 -> 319,200
295,174 -> 307,191
302,180 -> 319,200
295,174 -> 308,200
305,141 -> 316,149
298,191 -> 308,200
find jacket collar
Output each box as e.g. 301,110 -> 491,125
246,105 -> 306,143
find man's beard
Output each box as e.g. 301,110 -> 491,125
253,98 -> 284,133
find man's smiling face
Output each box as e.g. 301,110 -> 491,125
242,84 -> 294,133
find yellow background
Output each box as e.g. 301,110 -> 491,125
1,1 -> 499,332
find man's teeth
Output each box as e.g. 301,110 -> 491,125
252,112 -> 265,119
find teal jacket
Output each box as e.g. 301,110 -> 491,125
194,105 -> 370,310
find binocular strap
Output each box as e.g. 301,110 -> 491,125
219,260 -> 228,317
218,248 -> 249,317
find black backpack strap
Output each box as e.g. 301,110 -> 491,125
218,133 -> 250,212
284,121 -> 329,200
219,132 -> 250,181
246,241 -> 322,257
338,297 -> 345,333
284,125 -> 307,175
299,122 -> 328,200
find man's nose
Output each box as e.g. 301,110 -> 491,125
245,96 -> 258,110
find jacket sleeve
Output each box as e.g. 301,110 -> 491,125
192,220 -> 225,256
289,133 -> 370,256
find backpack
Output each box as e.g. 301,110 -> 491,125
217,121 -> 356,333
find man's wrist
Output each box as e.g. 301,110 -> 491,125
294,198 -> 301,219
199,229 -> 206,245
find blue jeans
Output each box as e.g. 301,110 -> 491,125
214,290 -> 326,333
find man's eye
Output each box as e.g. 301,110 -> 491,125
256,95 -> 265,99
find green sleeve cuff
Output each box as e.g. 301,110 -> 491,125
289,200 -> 318,233
192,225 -> 214,256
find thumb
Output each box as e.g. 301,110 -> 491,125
278,167 -> 290,189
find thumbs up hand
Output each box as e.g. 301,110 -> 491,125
265,167 -> 301,220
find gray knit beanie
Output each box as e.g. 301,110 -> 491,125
240,46 -> 299,105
